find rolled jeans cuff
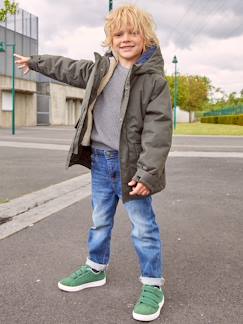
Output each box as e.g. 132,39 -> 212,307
140,276 -> 165,287
86,258 -> 107,271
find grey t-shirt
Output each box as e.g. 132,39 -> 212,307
91,63 -> 130,151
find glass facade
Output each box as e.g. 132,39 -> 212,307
0,4 -> 38,81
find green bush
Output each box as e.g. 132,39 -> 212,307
200,114 -> 243,126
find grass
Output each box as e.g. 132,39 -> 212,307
173,122 -> 243,136
0,198 -> 9,204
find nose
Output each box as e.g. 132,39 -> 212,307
121,32 -> 130,42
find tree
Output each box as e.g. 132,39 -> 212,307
240,89 -> 243,98
166,74 -> 211,122
227,92 -> 238,106
0,0 -> 17,22
209,86 -> 227,104
204,90 -> 243,112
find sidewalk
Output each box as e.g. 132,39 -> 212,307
0,127 -> 242,323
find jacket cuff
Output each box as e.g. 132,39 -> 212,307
132,168 -> 157,193
28,55 -> 40,71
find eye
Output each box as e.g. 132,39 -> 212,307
114,32 -> 123,37
130,31 -> 139,36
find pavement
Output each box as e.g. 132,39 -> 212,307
0,127 -> 242,324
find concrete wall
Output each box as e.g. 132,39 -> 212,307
0,75 -> 37,127
0,75 -> 85,127
49,83 -> 85,125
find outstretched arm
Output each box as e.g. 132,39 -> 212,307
15,54 -> 95,88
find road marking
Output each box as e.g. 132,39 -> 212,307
0,141 -> 69,151
0,147 -> 242,239
0,174 -> 91,240
174,135 -> 243,138
172,145 -> 243,149
0,136 -> 71,143
22,127 -> 74,131
1,141 -> 243,158
170,151 -> 243,158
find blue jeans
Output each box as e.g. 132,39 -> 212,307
86,148 -> 164,286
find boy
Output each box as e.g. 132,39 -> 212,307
15,4 -> 172,322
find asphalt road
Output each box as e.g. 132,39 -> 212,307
0,127 -> 86,200
0,127 -> 242,324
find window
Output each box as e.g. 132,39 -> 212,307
2,91 -> 12,111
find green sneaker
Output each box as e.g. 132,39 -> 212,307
58,265 -> 106,292
133,285 -> 164,322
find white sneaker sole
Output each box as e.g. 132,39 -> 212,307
58,277 -> 106,292
132,296 -> 164,322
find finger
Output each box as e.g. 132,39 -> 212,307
142,190 -> 149,196
15,57 -> 29,64
129,190 -> 137,196
137,185 -> 150,196
14,54 -> 23,58
129,186 -> 139,195
139,189 -> 148,196
136,183 -> 145,191
137,183 -> 150,194
128,180 -> 137,186
23,67 -> 30,74
15,60 -> 25,65
17,64 -> 26,69
129,183 -> 143,196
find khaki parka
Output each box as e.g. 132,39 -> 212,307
29,46 -> 172,202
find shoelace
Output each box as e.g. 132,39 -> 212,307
138,285 -> 162,308
70,265 -> 90,279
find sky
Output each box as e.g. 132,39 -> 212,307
11,0 -> 243,95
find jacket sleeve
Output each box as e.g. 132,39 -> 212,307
28,55 -> 95,88
132,78 -> 173,191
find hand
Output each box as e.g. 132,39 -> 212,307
128,179 -> 151,196
14,54 -> 31,75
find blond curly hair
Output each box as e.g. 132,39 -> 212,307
103,4 -> 160,51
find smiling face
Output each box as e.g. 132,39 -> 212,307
103,5 -> 160,66
112,26 -> 145,68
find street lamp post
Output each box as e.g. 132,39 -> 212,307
109,0 -> 113,11
172,55 -> 178,130
0,41 -> 16,135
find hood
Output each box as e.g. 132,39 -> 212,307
134,46 -> 164,76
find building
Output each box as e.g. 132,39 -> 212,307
174,107 -> 196,123
0,4 -> 84,128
